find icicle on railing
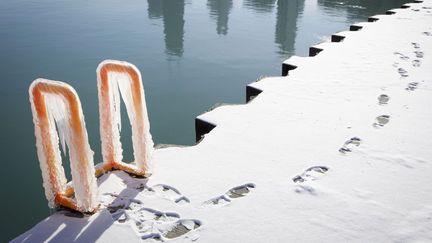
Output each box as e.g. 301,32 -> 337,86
29,61 -> 153,212
29,79 -> 98,212
95,60 -> 154,177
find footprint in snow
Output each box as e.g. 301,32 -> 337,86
147,184 -> 191,204
378,94 -> 390,105
412,59 -> 421,67
414,51 -> 424,58
132,208 -> 180,224
162,219 -> 201,240
139,219 -> 202,242
293,166 -> 329,195
398,68 -> 409,78
406,82 -> 419,91
339,137 -> 361,154
98,172 -> 199,241
393,52 -> 409,60
103,195 -> 179,224
411,42 -> 420,49
373,115 -> 390,128
106,201 -> 201,241
203,183 -> 256,206
292,166 -> 329,183
105,196 -> 179,224
423,31 -> 432,36
126,177 -> 190,205
136,214 -> 201,241
226,184 -> 255,198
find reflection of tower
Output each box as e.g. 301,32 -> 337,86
147,0 -> 162,19
148,0 -> 185,57
275,0 -> 305,56
162,0 -> 185,57
243,0 -> 276,13
207,0 -> 233,35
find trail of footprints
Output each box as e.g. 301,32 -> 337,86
287,45 -> 418,192
375,93 -> 391,128
337,95 -> 388,152
393,42 -> 424,89
99,175 -> 256,241
335,39 -> 428,158
314,41 -> 414,192
291,33 -> 431,197
374,41 -> 426,130
102,183 -> 200,242
117,205 -> 201,241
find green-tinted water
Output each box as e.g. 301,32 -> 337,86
0,0 -> 409,241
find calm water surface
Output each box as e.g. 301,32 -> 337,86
0,0 -> 409,240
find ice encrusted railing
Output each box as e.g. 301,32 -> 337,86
96,60 -> 153,177
29,60 -> 153,213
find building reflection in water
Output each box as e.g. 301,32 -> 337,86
148,0 -> 185,57
317,0 -> 410,23
207,0 -> 233,35
243,0 -> 276,13
148,0 -> 162,19
274,0 -> 305,56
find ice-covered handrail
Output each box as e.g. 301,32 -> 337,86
96,60 -> 153,177
29,79 -> 98,212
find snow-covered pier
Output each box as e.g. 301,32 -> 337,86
14,0 -> 432,242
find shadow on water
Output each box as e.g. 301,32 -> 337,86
207,0 -> 233,36
148,0 -> 185,58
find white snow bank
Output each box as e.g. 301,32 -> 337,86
15,1 -> 432,242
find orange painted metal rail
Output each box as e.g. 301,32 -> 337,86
29,60 -> 153,213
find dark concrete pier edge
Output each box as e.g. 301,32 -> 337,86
195,118 -> 217,143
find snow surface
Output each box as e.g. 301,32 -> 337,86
15,1 -> 432,242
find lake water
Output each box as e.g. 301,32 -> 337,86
0,0 -> 410,241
